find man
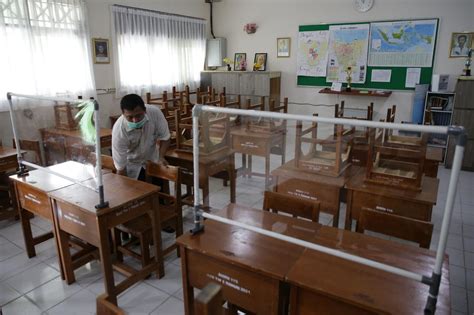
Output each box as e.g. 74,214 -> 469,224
451,34 -> 470,57
112,93 -> 170,180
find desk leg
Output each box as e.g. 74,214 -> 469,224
229,156 -> 236,203
332,189 -> 341,228
241,153 -> 247,178
248,155 -> 252,178
54,218 -> 76,284
150,194 -> 164,278
203,175 -> 210,207
97,217 -> 117,305
180,246 -> 194,315
19,209 -> 36,257
281,135 -> 286,165
265,155 -> 271,190
345,190 -> 353,230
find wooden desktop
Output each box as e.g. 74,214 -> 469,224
177,204 -> 450,314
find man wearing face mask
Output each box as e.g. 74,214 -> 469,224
112,93 -> 170,180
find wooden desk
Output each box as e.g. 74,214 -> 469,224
425,146 -> 444,178
272,160 -> 361,227
345,170 -> 439,230
40,128 -> 112,164
165,148 -> 236,207
0,146 -> 19,220
0,146 -> 18,173
178,205 -> 315,315
231,126 -> 286,189
10,161 -> 107,278
49,172 -> 164,305
178,204 -> 450,314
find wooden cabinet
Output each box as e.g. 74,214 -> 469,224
201,71 -> 281,109
446,77 -> 474,171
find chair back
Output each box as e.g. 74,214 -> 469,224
195,283 -> 225,315
356,207 -> 433,249
263,191 -> 320,222
88,153 -> 117,173
145,162 -> 182,206
12,139 -> 44,166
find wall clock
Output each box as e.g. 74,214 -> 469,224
354,0 -> 374,12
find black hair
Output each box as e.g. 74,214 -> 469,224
120,94 -> 146,112
458,34 -> 467,41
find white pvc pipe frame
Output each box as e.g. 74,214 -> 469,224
191,104 -> 464,307
6,92 -> 105,202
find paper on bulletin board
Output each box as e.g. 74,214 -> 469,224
405,68 -> 421,88
326,24 -> 370,83
371,69 -> 392,82
297,30 -> 330,77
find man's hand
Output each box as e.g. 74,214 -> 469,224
117,168 -> 127,176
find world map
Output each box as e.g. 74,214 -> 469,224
369,20 -> 437,67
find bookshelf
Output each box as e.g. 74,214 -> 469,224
423,91 -> 455,164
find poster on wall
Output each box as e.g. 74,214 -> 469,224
297,30 -> 330,77
368,19 -> 438,67
326,24 -> 370,83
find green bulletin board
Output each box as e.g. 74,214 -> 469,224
297,19 -> 439,90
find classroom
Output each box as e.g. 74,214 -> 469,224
0,0 -> 473,314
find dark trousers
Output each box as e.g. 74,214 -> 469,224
137,168 -> 169,203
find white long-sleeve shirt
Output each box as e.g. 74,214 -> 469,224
112,105 -> 170,179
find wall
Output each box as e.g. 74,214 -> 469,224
0,0 -> 209,144
212,0 -> 474,121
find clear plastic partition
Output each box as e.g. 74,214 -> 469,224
189,107 -> 452,229
5,93 -> 106,198
184,102 -> 463,313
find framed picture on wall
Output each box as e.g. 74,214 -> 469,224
254,53 -> 267,71
277,37 -> 291,58
449,32 -> 472,58
234,53 -> 247,71
92,38 -> 110,64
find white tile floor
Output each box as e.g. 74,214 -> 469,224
0,153 -> 473,314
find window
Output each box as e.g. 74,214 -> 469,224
111,5 -> 206,97
0,0 -> 95,110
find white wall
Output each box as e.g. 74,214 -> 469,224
212,0 -> 474,122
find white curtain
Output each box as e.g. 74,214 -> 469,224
0,0 -> 96,111
111,5 -> 206,97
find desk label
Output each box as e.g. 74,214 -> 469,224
287,189 -> 318,201
25,193 -> 41,205
206,272 -> 251,295
374,205 -> 394,213
63,212 -> 86,227
115,200 -> 147,217
240,141 -> 259,149
299,161 -> 330,172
